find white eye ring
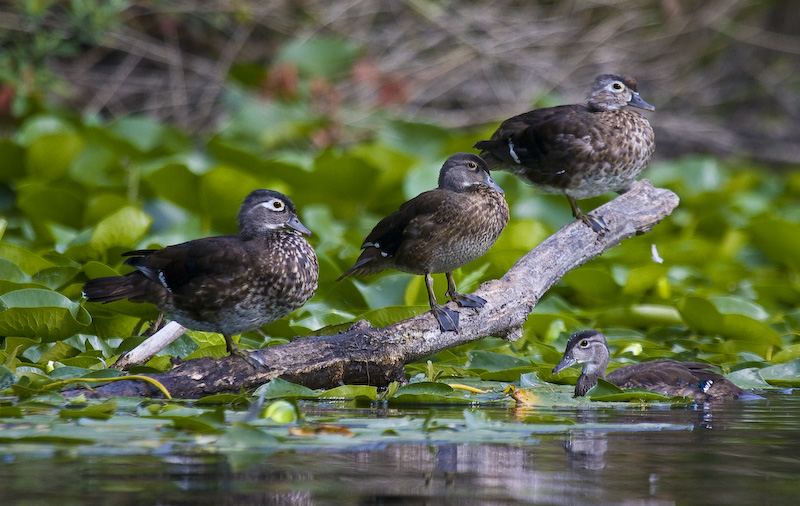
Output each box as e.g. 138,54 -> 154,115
262,198 -> 285,211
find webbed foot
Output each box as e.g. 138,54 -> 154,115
431,305 -> 460,333
449,291 -> 487,308
578,213 -> 608,233
225,335 -> 268,368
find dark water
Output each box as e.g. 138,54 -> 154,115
2,392 -> 800,505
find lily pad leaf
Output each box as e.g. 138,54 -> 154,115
319,385 -> 379,400
0,289 -> 91,341
0,243 -> 56,275
758,359 -> 800,387
89,206 -> 152,252
389,382 -> 474,404
467,351 -> 533,381
748,218 -> 800,270
587,378 -> 673,402
254,377 -> 318,400
725,367 -> 772,390
217,422 -> 279,448
59,400 -> 117,420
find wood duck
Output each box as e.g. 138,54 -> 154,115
474,74 -> 655,232
83,189 -> 319,366
339,153 -> 509,332
552,330 -> 745,401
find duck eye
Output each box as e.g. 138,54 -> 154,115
612,81 -> 623,91
579,340 -> 589,347
268,199 -> 284,211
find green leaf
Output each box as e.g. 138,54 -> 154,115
389,382 -> 474,404
725,367 -> 772,390
562,267 -> 621,302
466,351 -> 533,381
709,296 -> 769,321
0,289 -> 91,341
16,182 -> 86,229
587,378 -> 673,402
254,378 -> 318,399
218,421 -> 279,447
199,166 -> 262,233
108,116 -> 166,153
0,139 -> 26,182
0,243 -> 56,275
26,133 -> 85,181
144,162 -> 202,212
89,206 -> 153,252
59,400 -> 117,420
319,385 -> 379,400
758,359 -> 800,387
678,296 -> 780,354
276,37 -> 361,79
772,344 -> 800,364
17,114 -> 76,145
748,218 -> 800,270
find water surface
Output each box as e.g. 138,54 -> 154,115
2,392 -> 799,505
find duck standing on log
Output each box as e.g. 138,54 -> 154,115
83,189 -> 319,367
339,153 -> 509,333
475,74 -> 655,233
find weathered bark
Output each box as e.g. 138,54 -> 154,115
66,180 -> 678,399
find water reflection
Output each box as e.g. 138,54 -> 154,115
2,393 -> 799,505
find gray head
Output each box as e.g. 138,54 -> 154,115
237,189 -> 311,239
552,330 -> 611,378
437,153 -> 504,194
587,74 -> 656,113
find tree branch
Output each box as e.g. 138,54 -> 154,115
67,180 -> 679,399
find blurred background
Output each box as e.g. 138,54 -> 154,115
2,0 -> 799,165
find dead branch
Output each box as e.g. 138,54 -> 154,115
65,180 -> 678,399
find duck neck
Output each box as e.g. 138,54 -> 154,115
575,361 -> 608,397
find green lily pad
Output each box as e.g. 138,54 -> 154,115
59,400 -> 117,420
389,382 -> 475,404
255,377 -> 318,400
0,289 -> 91,341
758,359 -> 800,387
89,206 -> 153,252
0,243 -> 56,275
587,378 -> 673,402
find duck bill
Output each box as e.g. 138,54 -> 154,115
628,92 -> 656,111
552,355 -> 576,375
483,172 -> 505,194
287,216 -> 312,236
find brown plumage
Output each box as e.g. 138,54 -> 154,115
83,189 -> 319,366
474,74 -> 655,232
339,153 -> 509,332
552,330 -> 745,401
